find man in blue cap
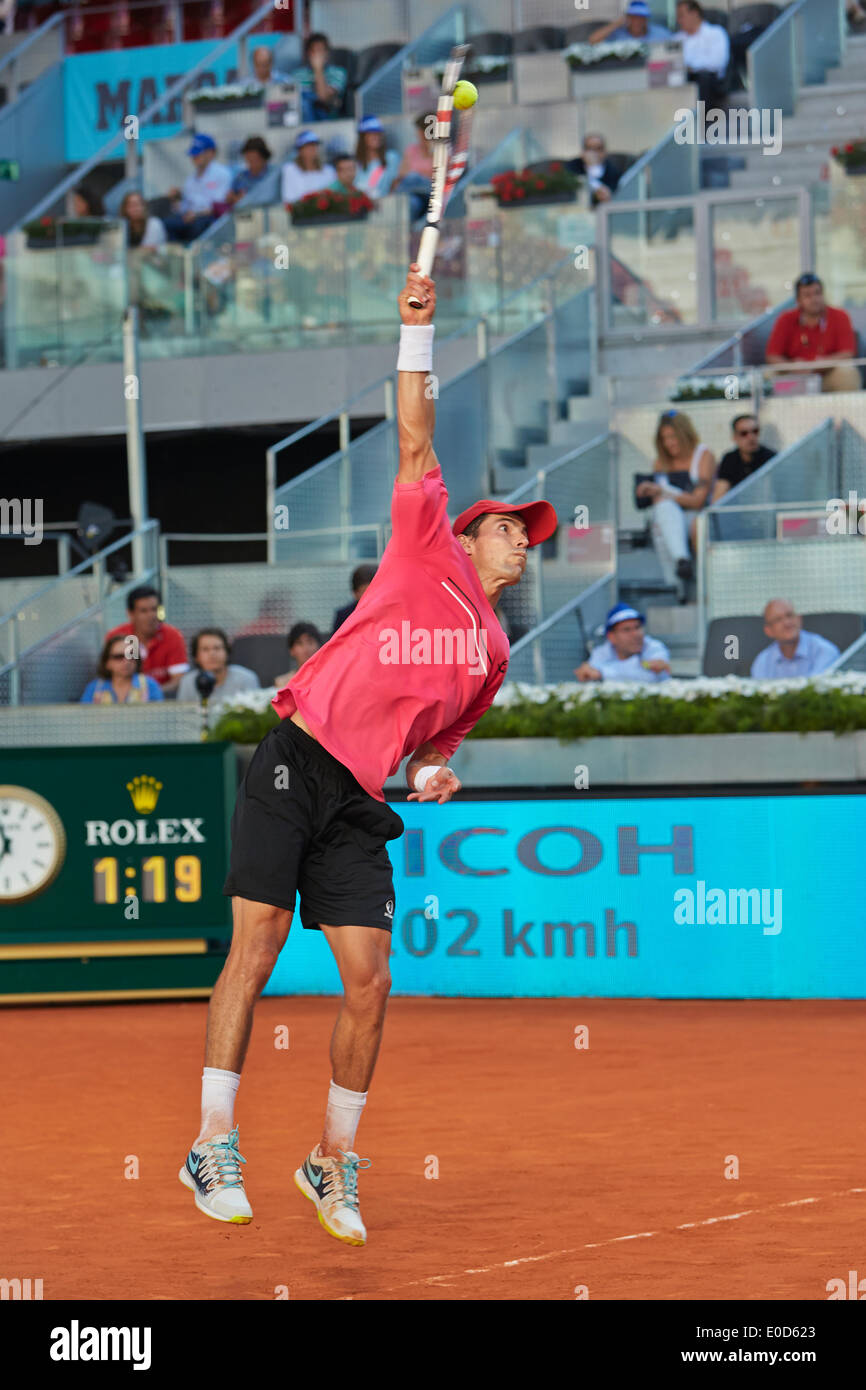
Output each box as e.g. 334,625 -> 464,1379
164,133 -> 233,242
590,1 -> 672,44
575,602 -> 672,683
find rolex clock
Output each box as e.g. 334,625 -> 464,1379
0,785 -> 67,903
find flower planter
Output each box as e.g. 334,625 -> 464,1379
496,190 -> 576,208
568,55 -> 646,72
26,232 -> 101,249
293,210 -> 370,226
190,97 -> 263,113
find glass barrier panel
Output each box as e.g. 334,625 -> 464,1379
748,17 -> 797,115
710,196 -> 801,326
607,204 -> 697,329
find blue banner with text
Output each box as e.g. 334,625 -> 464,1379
263,792 -> 866,999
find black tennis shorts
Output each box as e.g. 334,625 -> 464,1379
223,717 -> 405,931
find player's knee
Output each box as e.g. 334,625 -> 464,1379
345,965 -> 392,1013
228,903 -> 291,986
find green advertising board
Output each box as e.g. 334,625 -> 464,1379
0,743 -> 235,1002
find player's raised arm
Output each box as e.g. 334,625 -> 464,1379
396,263 -> 439,484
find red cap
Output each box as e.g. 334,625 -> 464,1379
452,497 -> 558,548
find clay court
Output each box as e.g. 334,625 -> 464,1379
4,996 -> 864,1301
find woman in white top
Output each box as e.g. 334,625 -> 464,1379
354,115 -> 400,199
636,409 -> 715,581
281,130 -> 335,207
120,191 -> 167,249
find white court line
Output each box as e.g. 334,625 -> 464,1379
338,1187 -> 866,1299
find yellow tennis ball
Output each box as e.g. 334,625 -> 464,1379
453,80 -> 478,110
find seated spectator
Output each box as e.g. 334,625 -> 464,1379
273,621 -> 325,688
765,273 -> 861,394
333,563 -> 378,635
163,134 -> 233,243
355,116 -> 400,199
71,184 -> 104,218
120,190 -> 166,249
105,585 -> 189,692
711,415 -> 776,501
290,31 -> 348,123
575,603 -> 672,683
81,633 -> 164,703
227,136 -> 273,206
636,410 -> 715,581
750,600 -> 840,679
330,153 -> 361,195
252,44 -> 293,84
176,627 -> 259,702
281,130 -> 336,206
674,0 -> 730,108
567,133 -> 621,206
590,1 -> 672,45
392,113 -> 435,221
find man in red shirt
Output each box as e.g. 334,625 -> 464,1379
178,263 -> 557,1245
766,273 -> 861,393
105,586 -> 189,692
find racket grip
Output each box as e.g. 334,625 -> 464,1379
407,226 -> 439,308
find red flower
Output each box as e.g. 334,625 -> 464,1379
515,187 -> 525,198
349,197 -> 361,213
535,179 -> 545,189
317,196 -> 328,209
831,146 -> 839,155
551,161 -> 563,172
845,143 -> 854,153
41,215 -> 53,226
502,191 -> 513,202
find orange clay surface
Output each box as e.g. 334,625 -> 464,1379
3,997 -> 864,1301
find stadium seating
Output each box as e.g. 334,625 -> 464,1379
703,612 -> 865,676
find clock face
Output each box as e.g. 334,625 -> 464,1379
0,786 -> 67,903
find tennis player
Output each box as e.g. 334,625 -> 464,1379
179,262 -> 557,1244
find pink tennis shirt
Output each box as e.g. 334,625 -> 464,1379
272,465 -> 510,800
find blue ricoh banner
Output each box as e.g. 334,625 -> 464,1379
264,793 -> 866,999
63,35 -> 283,162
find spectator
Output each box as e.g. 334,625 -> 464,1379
290,31 -> 348,123
105,585 -> 189,692
163,134 -> 233,243
80,633 -> 164,704
711,415 -> 776,501
567,133 -> 621,206
176,628 -> 260,702
750,600 -> 840,679
120,190 -> 166,249
355,116 -> 400,199
393,113 -> 435,221
252,44 -> 293,84
332,563 -> 378,635
273,621 -> 324,688
281,130 -> 335,206
765,273 -> 861,394
674,0 -> 730,108
0,0 -> 15,37
227,136 -> 273,206
330,153 -> 361,195
590,1 -> 672,45
575,603 -> 672,683
71,185 -> 103,218
636,410 -> 715,581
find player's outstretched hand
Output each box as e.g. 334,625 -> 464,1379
407,768 -> 462,804
399,263 -> 436,325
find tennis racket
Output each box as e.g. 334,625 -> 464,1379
407,43 -> 473,308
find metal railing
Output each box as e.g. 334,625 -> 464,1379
507,572 -> 617,686
0,521 -> 160,705
596,185 -> 814,338
356,2 -> 467,118
747,0 -> 846,114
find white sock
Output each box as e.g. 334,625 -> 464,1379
198,1066 -> 241,1144
321,1079 -> 367,1155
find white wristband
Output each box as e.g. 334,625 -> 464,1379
397,323 -> 435,373
414,764 -> 449,793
